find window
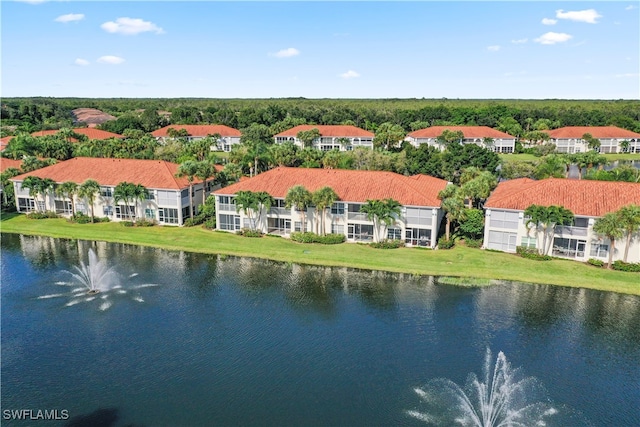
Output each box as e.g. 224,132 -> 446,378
405,228 -> 431,246
18,198 -> 35,212
103,205 -> 113,216
590,243 -> 609,258
54,200 -> 72,214
145,191 -> 155,200
267,218 -> 291,235
76,202 -> 86,214
218,196 -> 236,212
157,190 -> 177,207
552,238 -> 586,258
347,223 -> 374,241
116,205 -> 135,219
243,218 -> 252,229
145,209 -> 156,220
37,201 -> 45,211
331,224 -> 344,235
331,202 -> 345,215
489,210 -> 519,229
487,231 -> 517,252
520,237 -> 537,249
181,189 -> 189,198
219,214 -> 240,231
294,221 -> 307,232
100,187 -> 112,197
158,208 -> 178,224
405,208 -> 431,226
387,227 -> 402,240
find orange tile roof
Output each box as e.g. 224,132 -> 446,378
547,126 -> 640,139
11,157 -> 203,190
275,125 -> 374,138
151,125 -> 241,137
408,126 -> 515,139
485,178 -> 640,217
0,136 -> 14,151
1,158 -> 22,173
31,128 -> 124,140
214,167 -> 448,206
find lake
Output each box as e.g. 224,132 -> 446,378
1,233 -> 639,426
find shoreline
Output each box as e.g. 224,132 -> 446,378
1,214 -> 638,296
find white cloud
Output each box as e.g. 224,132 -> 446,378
55,13 -> 85,23
15,0 -> 48,4
626,5 -> 637,10
556,9 -> 602,24
271,48 -> 300,58
74,58 -> 90,66
97,55 -> 125,65
511,38 -> 528,44
534,32 -> 573,45
487,45 -> 501,51
101,17 -> 164,35
340,70 -> 360,79
541,18 -> 557,25
615,73 -> 640,78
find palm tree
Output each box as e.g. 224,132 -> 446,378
20,176 -> 44,211
460,170 -> 497,209
175,160 -> 200,219
438,184 -> 465,241
619,140 -> 631,153
1,167 -> 21,207
244,141 -> 270,177
617,204 -> 640,263
131,184 -> 148,220
78,179 -> 100,222
196,161 -> 216,206
55,181 -> 78,216
311,186 -> 339,235
285,185 -> 312,232
234,190 -> 259,230
113,182 -> 136,221
254,191 -> 275,230
360,198 -> 402,242
593,213 -> 624,269
524,204 -> 574,255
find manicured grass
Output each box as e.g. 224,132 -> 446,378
2,213 -> 638,295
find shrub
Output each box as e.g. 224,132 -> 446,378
370,239 -> 405,249
236,228 -> 263,238
135,219 -> 156,227
204,218 -> 216,230
71,212 -> 92,224
26,211 -> 59,219
437,237 -> 455,249
587,258 -> 605,268
611,260 -> 640,272
183,214 -> 206,227
516,246 -> 552,261
121,221 -> 134,227
464,238 -> 483,249
290,232 -> 345,244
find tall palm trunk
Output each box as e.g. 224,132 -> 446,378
608,239 -> 615,269
445,216 -> 451,241
623,233 -> 632,262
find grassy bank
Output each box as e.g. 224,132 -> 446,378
1,213 -> 638,295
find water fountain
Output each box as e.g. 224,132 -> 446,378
407,349 -> 558,426
37,248 -> 158,310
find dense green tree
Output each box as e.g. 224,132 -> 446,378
436,129 -> 464,149
437,184 -> 465,240
459,208 -> 485,240
269,141 -> 300,167
1,167 -> 21,208
234,190 -> 260,231
373,122 -> 406,150
296,128 -> 321,149
113,182 -> 137,221
195,161 -> 216,206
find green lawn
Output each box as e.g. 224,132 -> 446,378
2,213 -> 638,295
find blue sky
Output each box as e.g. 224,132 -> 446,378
2,1 -> 638,99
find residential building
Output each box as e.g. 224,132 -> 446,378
274,125 -> 374,151
1,158 -> 22,173
406,126 -> 516,153
547,126 -> 640,154
213,167 -> 449,247
483,178 -> 640,263
31,128 -> 125,140
10,157 -> 216,225
151,125 -> 242,152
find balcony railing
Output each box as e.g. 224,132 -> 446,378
269,207 -> 291,216
347,212 -> 369,221
555,226 -> 588,237
219,203 -> 236,212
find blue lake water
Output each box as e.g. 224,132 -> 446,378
1,233 -> 639,426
